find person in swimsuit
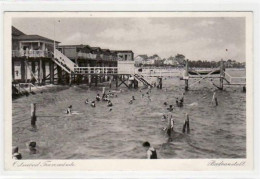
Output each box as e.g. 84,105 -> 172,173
142,141 -> 157,159
96,94 -> 101,101
66,105 -> 72,114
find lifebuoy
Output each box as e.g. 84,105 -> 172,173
95,68 -> 101,74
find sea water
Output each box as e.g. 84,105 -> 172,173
12,69 -> 246,159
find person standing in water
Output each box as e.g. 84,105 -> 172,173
96,94 -> 101,101
91,101 -> 96,107
66,105 -> 72,114
142,141 -> 157,159
182,113 -> 190,134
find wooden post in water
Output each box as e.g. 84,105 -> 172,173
39,59 -> 43,85
184,59 -> 189,91
116,75 -> 118,88
69,73 -> 72,86
31,103 -> 37,129
220,59 -> 224,90
21,59 -> 25,82
24,59 -> 28,83
88,63 -> 91,85
95,75 -> 98,87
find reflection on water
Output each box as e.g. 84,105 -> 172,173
12,69 -> 246,159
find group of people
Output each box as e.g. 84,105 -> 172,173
66,88 -> 120,114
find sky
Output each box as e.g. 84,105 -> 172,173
12,17 -> 245,62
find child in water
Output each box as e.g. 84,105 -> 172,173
107,100 -> 113,107
96,94 -> 101,101
167,105 -> 173,111
66,105 -> 72,114
91,101 -> 96,107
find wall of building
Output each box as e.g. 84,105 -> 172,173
118,61 -> 135,74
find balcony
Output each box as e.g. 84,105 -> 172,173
77,52 -> 117,61
12,50 -> 52,58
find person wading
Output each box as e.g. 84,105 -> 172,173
142,141 -> 157,159
182,113 -> 190,134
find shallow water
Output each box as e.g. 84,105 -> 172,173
12,69 -> 246,159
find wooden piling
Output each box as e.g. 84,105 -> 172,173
42,60 -> 46,85
49,61 -> 54,84
184,59 -> 189,91
220,59 -> 224,90
95,75 -> 98,87
21,59 -> 25,82
39,59 -> 43,85
69,73 -> 72,86
31,103 -> 37,128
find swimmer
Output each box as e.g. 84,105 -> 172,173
91,101 -> 96,107
142,141 -> 157,159
96,94 -> 101,101
129,99 -> 133,104
107,100 -> 113,107
176,98 -> 179,106
109,108 -> 112,111
132,96 -> 135,100
161,114 -> 167,121
103,94 -> 109,101
167,105 -> 173,112
66,105 -> 72,114
163,102 -> 168,106
85,99 -> 89,104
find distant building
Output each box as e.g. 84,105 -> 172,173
134,54 -> 148,66
164,56 -> 178,66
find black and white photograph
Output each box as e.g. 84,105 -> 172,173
4,11 -> 253,171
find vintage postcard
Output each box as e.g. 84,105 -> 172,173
4,11 -> 253,171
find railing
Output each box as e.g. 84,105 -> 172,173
224,71 -> 246,85
12,50 -> 52,58
54,49 -> 76,72
74,67 -> 118,74
77,52 -> 117,61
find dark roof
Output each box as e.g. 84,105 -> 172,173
91,47 -> 101,50
12,26 -> 25,36
13,34 -> 60,43
113,50 -> 133,53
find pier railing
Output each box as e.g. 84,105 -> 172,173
74,67 -> 118,75
224,71 -> 246,85
12,50 -> 52,58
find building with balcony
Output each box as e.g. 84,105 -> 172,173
12,26 -> 61,84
